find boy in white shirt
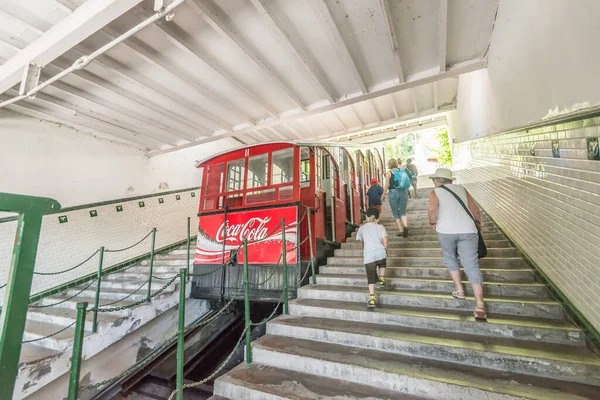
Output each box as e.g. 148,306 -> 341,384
355,207 -> 388,308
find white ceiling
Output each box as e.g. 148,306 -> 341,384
0,0 -> 498,154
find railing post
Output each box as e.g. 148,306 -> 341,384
0,193 -> 60,399
92,246 -> 104,333
68,302 -> 88,400
281,218 -> 289,315
306,207 -> 317,285
243,239 -> 252,364
146,228 -> 157,301
176,268 -> 187,400
186,216 -> 191,281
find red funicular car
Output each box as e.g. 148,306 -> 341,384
191,141 -> 384,301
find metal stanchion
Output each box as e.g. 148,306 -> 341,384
281,218 -> 289,315
146,228 -> 157,301
176,268 -> 187,400
243,239 -> 252,364
67,302 -> 88,400
92,246 -> 104,333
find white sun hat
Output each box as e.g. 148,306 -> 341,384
430,168 -> 455,181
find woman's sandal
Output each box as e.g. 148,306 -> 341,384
452,290 -> 466,300
474,301 -> 487,321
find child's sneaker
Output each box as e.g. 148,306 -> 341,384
376,277 -> 386,289
367,294 -> 376,308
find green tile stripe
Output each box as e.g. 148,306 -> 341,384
0,187 -> 200,224
27,235 -> 197,305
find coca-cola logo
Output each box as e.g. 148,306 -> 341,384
215,217 -> 273,243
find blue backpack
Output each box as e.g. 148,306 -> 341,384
390,168 -> 411,190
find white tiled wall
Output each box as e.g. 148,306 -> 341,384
0,189 -> 200,307
454,116 -> 600,332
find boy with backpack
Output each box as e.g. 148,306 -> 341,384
386,158 -> 412,237
355,207 -> 388,308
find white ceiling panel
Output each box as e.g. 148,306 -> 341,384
0,0 -> 498,152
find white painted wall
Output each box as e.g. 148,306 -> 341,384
451,0 -> 600,142
0,109 -> 239,207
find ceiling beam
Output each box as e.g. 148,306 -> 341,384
378,0 -> 405,83
438,0 -> 448,73
361,119 -> 448,144
368,100 -> 382,123
5,91 -> 164,149
332,110 -> 348,130
47,57 -> 202,139
250,0 -> 335,103
411,89 -> 418,114
188,0 -> 305,110
66,46 -> 216,136
0,0 -> 144,94
149,58 -> 486,156
41,82 -> 183,145
266,127 -> 287,140
141,12 -> 278,119
389,95 -> 399,119
97,25 -> 252,127
350,105 -> 365,128
312,0 -> 367,94
433,82 -> 439,110
12,88 -> 177,146
6,103 -> 149,150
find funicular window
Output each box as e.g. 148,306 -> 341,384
300,147 -> 310,187
316,148 -> 323,188
247,153 -> 268,189
272,148 -> 294,200
246,153 -> 275,204
272,148 -> 294,185
226,159 -> 245,192
204,163 -> 224,210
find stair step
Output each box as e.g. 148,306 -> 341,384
214,363 -> 419,400
26,306 -> 121,327
31,295 -> 137,316
342,239 -> 512,248
298,285 -> 565,319
352,226 -> 499,235
62,285 -> 174,302
328,256 -> 525,268
252,335 -> 599,400
20,343 -> 61,364
315,275 -> 548,298
334,248 -> 519,258
267,316 -> 600,386
23,320 -> 78,350
319,266 -> 536,282
289,299 -> 584,346
348,232 -> 505,242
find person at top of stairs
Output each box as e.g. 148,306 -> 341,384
366,177 -> 385,217
406,157 -> 419,199
385,158 -> 412,238
355,207 -> 388,308
428,168 -> 487,320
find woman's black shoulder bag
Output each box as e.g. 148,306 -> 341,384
439,185 -> 487,258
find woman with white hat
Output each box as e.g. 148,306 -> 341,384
427,168 -> 486,320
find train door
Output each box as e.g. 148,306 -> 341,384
356,150 -> 366,212
321,151 -> 335,241
313,147 -> 326,241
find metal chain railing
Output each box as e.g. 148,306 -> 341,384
97,280 -> 147,307
29,279 -> 96,309
104,230 -> 154,253
68,210 -> 319,400
22,320 -> 77,344
93,275 -> 177,313
33,248 -> 100,276
167,325 -> 248,400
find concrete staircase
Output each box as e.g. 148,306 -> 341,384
212,190 -> 600,399
16,247 -> 196,399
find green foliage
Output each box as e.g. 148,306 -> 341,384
434,127 -> 452,167
383,133 -> 415,164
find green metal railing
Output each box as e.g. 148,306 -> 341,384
2,200 -> 316,400
0,193 -> 61,399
